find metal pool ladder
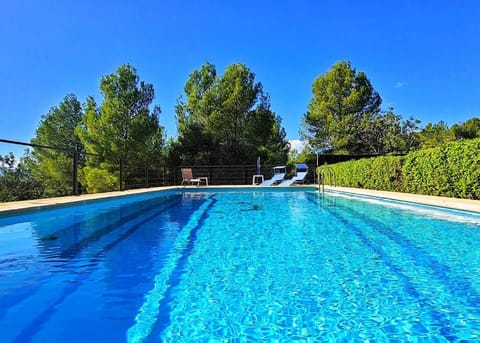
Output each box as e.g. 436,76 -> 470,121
318,167 -> 336,193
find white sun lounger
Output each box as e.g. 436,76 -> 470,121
278,164 -> 308,186
259,166 -> 286,186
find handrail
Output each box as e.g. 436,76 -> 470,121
318,167 -> 336,193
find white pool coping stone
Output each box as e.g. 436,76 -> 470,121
0,185 -> 280,214
324,186 -> 480,214
0,185 -> 479,214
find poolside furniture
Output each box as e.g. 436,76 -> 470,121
259,166 -> 286,186
197,177 -> 208,186
278,164 -> 308,186
252,174 -> 264,185
181,168 -> 208,186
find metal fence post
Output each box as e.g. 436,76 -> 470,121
172,160 -> 176,185
119,159 -> 124,191
162,164 -> 165,186
145,161 -> 149,188
72,148 -> 79,195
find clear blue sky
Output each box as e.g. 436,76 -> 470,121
1,0 -> 479,156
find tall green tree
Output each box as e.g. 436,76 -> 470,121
450,117 -> 480,140
358,110 -> 421,154
418,121 -> 454,148
288,144 -> 313,164
401,116 -> 422,152
243,97 -> 289,164
30,94 -> 84,196
77,64 -> 165,192
174,62 -> 218,165
302,61 -> 421,155
174,62 -> 289,165
357,110 -> 402,154
301,61 -> 383,153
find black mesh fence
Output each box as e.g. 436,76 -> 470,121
1,138 -> 387,201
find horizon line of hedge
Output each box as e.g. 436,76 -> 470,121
318,138 -> 480,200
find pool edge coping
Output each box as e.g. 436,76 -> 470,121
0,186 -> 178,214
0,185 -> 316,214
324,186 -> 480,214
1,185 -> 479,215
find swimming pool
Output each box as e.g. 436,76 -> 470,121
1,188 -> 480,342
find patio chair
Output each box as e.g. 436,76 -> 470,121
278,164 -> 308,186
181,168 -> 208,186
259,166 -> 286,186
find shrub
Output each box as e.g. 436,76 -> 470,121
320,155 -> 403,192
317,138 -> 480,199
403,139 -> 480,199
83,167 -> 118,193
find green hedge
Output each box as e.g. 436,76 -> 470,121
403,139 -> 480,199
318,138 -> 480,199
319,155 -> 404,192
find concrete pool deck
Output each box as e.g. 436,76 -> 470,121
323,186 -> 480,214
0,185 -> 479,214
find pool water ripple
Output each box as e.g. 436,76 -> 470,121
1,190 -> 480,342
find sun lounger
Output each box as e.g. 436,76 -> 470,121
259,166 -> 286,186
278,164 -> 308,186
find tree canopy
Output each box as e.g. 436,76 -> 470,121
416,117 -> 480,149
450,117 -> 480,140
3,60 -> 480,201
77,64 -> 165,192
301,61 -> 382,153
29,94 -> 84,196
301,61 -> 418,155
417,121 -> 453,149
0,153 -> 44,201
174,62 -> 289,165
78,64 -> 164,162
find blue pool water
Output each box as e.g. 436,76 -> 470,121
1,189 -> 480,342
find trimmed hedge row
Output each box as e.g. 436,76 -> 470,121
321,155 -> 404,192
318,138 -> 480,199
403,139 -> 480,199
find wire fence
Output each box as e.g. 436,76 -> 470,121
1,138 -> 385,202
174,165 -> 319,186
0,138 -> 175,194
